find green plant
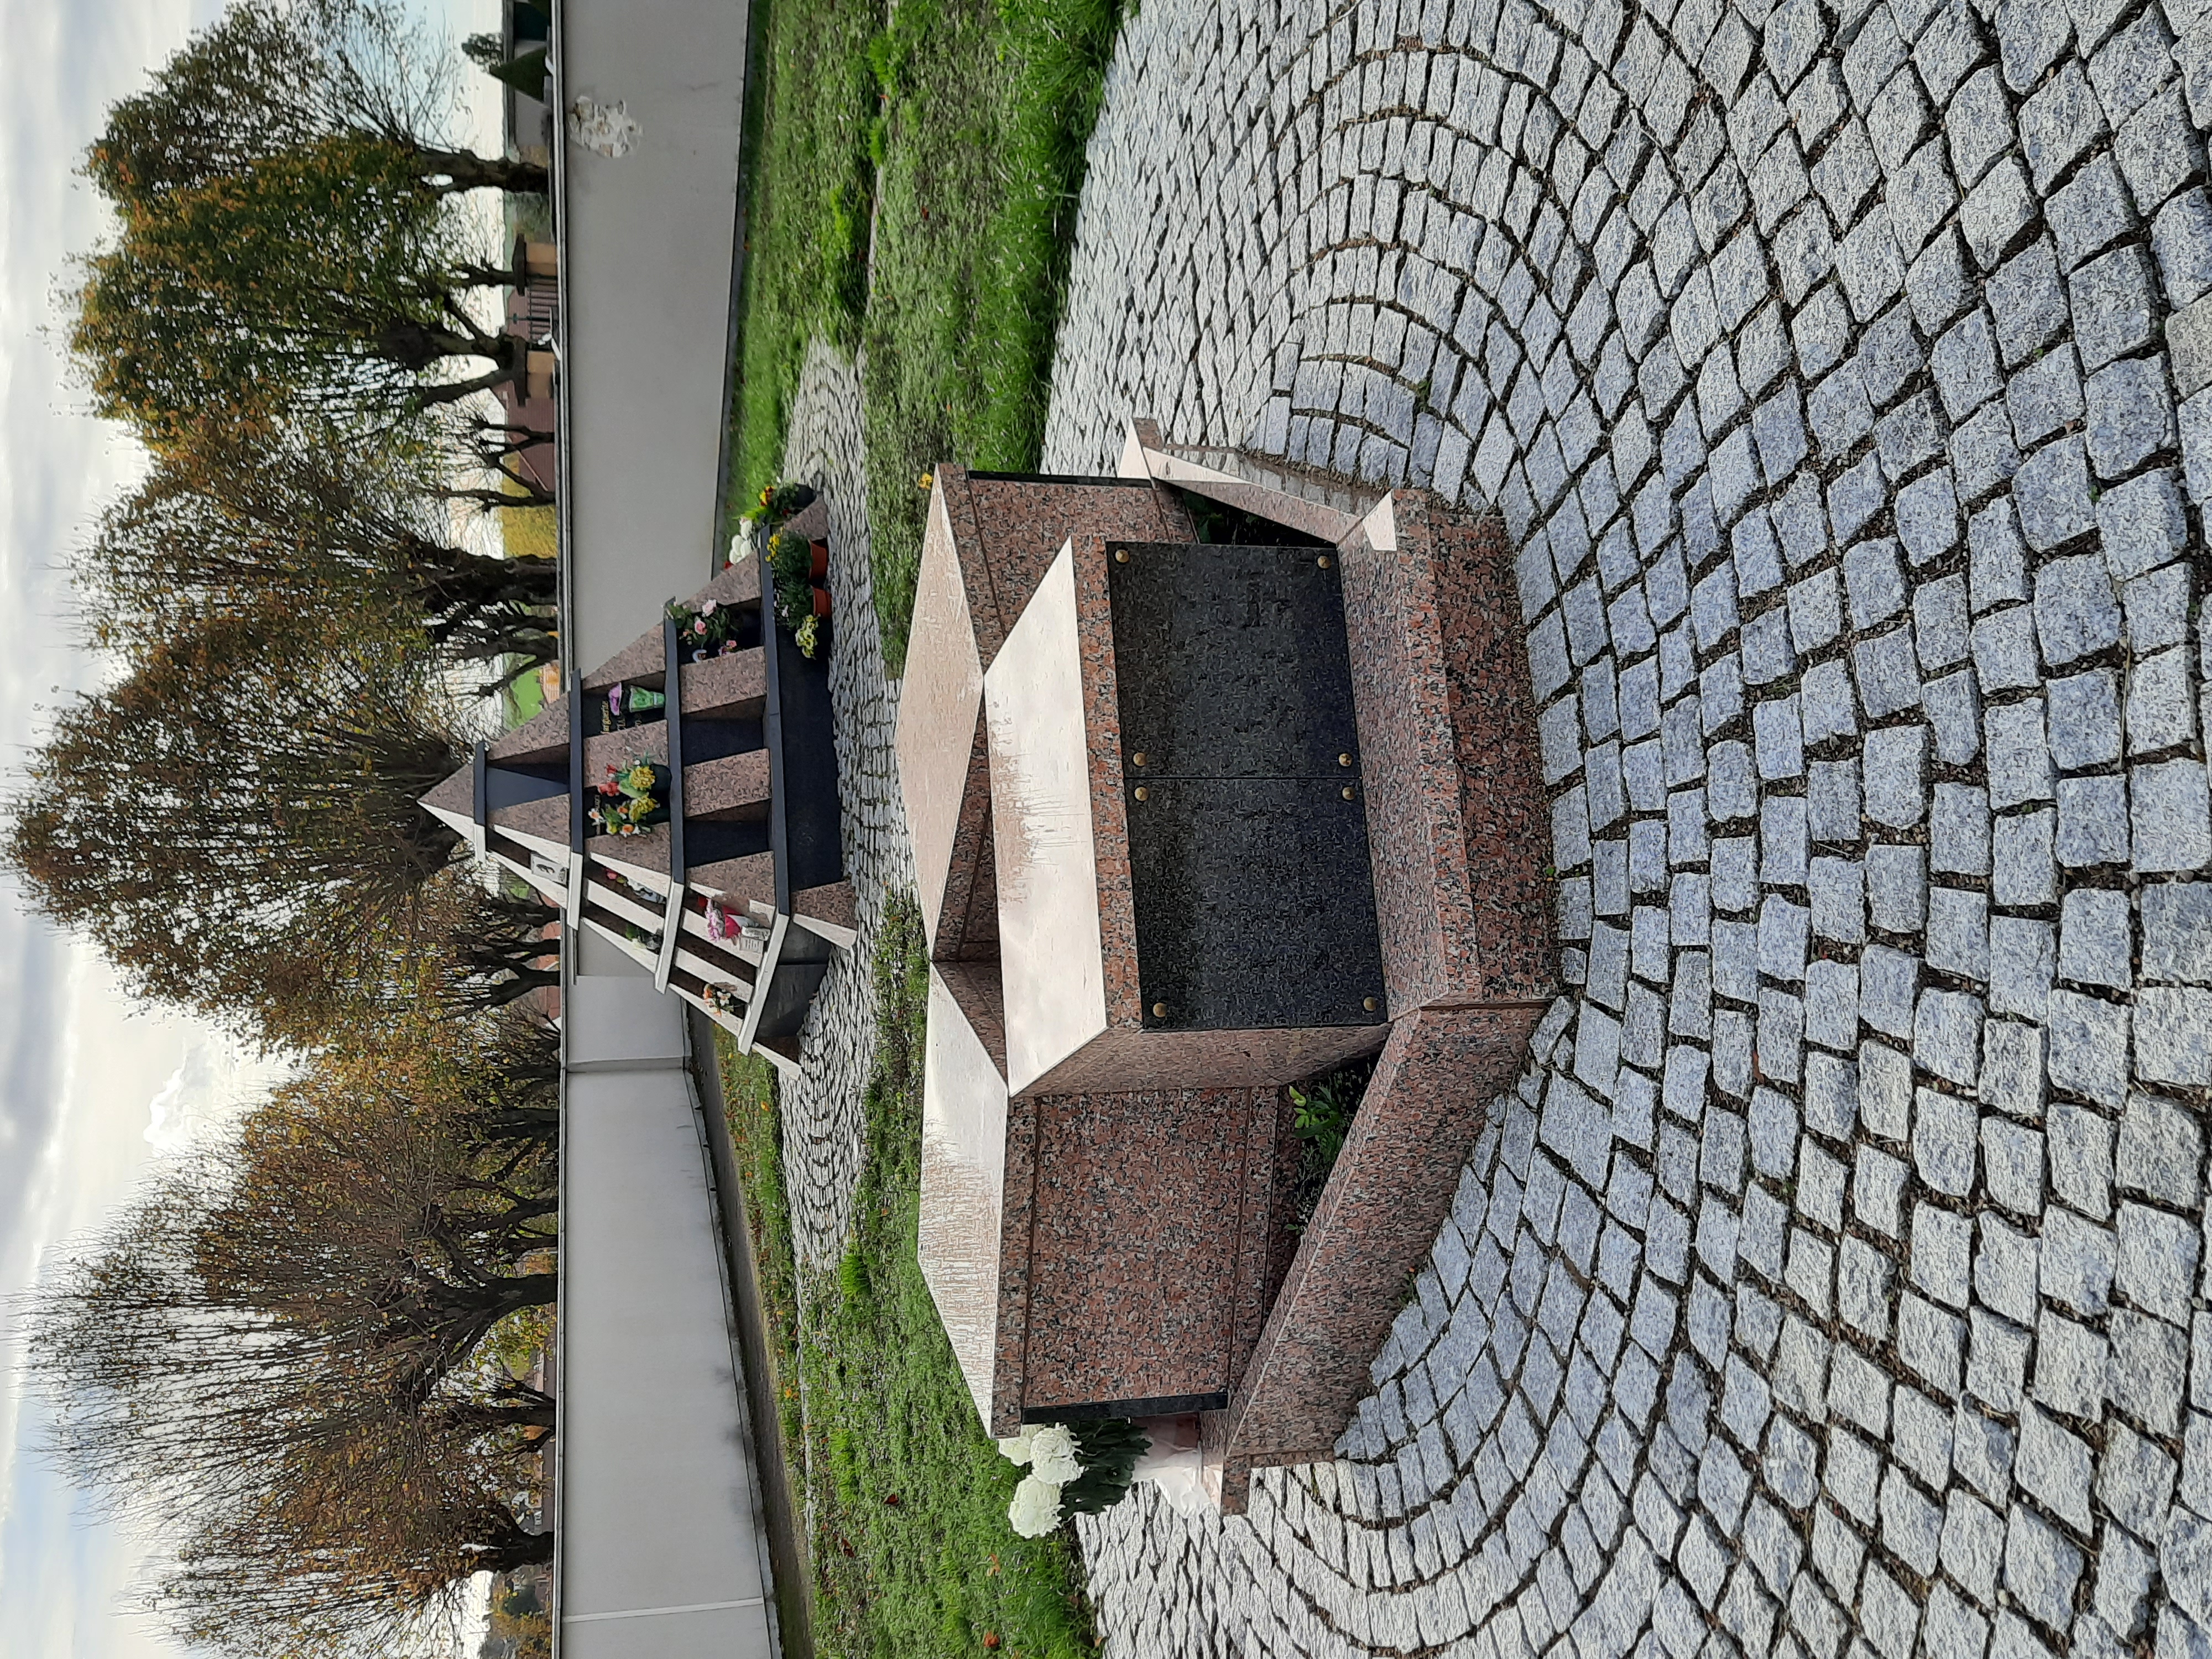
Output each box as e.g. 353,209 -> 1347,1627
1285,1055 -> 1378,1228
755,480 -> 818,525
866,29 -> 905,94
1061,1418 -> 1147,1515
766,529 -> 814,621
837,1239 -> 868,1309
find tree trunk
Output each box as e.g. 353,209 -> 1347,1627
438,481 -> 556,513
455,263 -> 525,291
465,1525 -> 556,1573
377,320 -> 515,374
401,536 -> 556,614
450,965 -> 561,1017
435,1397 -> 556,1433
468,418 -> 556,456
467,1104 -> 562,1146
418,148 -> 551,196
413,361 -> 526,409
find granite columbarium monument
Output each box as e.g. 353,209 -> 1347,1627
901,421 -> 1559,1511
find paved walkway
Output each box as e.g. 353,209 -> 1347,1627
775,340 -> 914,1268
1045,2 -> 2212,1656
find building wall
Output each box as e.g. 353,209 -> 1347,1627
550,2 -> 771,1653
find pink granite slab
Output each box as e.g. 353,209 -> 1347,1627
684,750 -> 771,818
586,828 -> 669,874
1209,1003 -> 1542,1506
585,723 -> 669,775
898,485 -> 990,956
422,766 -> 473,821
1339,493 -> 1556,1013
777,497 -> 829,542
918,964 -> 1015,1428
581,560 -> 761,692
489,795 -> 566,845
490,697 -> 568,765
581,631 -> 670,693
680,646 -> 767,718
1225,1088 -> 1298,1391
1020,1025 -> 1388,1095
1018,1088 -> 1276,1417
931,467 -> 1187,672
913,469 -> 1189,964
692,851 -> 775,910
1069,533 -> 1142,1035
793,880 -> 855,936
952,789 -> 1000,959
988,1091 -> 1040,1438
936,957 -> 1008,1077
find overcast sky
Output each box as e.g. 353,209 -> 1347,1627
0,2 -> 497,1652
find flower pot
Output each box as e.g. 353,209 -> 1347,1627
812,586 -> 832,617
810,541 -> 828,580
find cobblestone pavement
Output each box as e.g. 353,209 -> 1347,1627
777,339 -> 914,1267
1045,0 -> 2212,1653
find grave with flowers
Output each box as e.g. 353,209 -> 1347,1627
899,424 -> 1557,1523
416,483 -> 848,1070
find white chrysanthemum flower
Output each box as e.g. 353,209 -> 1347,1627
1027,1425 -> 1082,1485
1006,1474 -> 1062,1538
996,1424 -> 1044,1466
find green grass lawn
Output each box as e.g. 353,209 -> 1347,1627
718,900 -> 1097,1659
729,0 -> 1126,672
500,656 -> 547,730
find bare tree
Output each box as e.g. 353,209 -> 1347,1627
20,1014 -> 561,1657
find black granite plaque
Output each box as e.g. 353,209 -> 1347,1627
764,623 -> 842,901
1121,778 -> 1384,1030
1105,542 -> 1363,779
1107,543 -> 1386,1031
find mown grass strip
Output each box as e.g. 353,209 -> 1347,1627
729,0 -> 1127,673
727,0 -> 879,528
720,900 -> 1098,1658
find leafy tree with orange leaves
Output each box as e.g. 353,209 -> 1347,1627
74,133 -> 522,445
87,0 -> 546,213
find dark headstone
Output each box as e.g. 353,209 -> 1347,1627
1106,542 -> 1386,1032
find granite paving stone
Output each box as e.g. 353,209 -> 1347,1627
999,4 -> 2212,1650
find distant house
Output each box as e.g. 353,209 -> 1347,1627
495,271 -> 558,497
503,0 -> 552,168
494,0 -> 557,497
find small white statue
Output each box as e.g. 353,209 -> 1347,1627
567,96 -> 639,158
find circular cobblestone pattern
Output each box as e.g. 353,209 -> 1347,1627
1042,1 -> 2212,1653
779,341 -> 914,1267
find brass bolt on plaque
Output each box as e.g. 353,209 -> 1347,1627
1338,752 -> 1352,766
1134,786 -> 1149,801
1114,548 -> 1130,563
1131,752 -> 1146,766
1316,554 -> 1333,568
1341,786 -> 1356,801
1152,1002 -> 1168,1018
1363,997 -> 1379,1011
